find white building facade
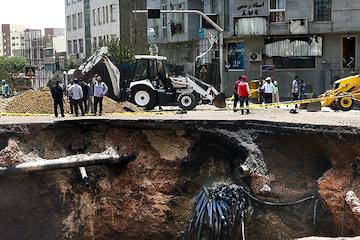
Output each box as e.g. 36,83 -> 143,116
0,24 -> 26,57
65,0 -> 120,59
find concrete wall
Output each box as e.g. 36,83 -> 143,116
119,0 -> 148,54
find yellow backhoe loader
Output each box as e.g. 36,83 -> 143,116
320,75 -> 360,111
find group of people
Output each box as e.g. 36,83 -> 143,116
291,76 -> 308,101
50,74 -> 108,118
233,75 -> 308,112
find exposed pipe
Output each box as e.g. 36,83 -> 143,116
79,167 -> 90,188
0,148 -> 136,174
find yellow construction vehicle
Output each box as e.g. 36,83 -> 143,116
320,75 -> 360,111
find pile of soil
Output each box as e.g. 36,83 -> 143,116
5,90 -> 141,114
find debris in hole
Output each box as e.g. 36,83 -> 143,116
184,184 -> 317,240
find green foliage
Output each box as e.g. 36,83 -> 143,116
65,58 -> 81,71
95,38 -> 135,66
0,56 -> 27,80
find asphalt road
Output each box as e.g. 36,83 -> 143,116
0,106 -> 360,128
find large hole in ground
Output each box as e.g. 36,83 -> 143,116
0,122 -> 359,239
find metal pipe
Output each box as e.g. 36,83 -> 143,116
0,148 -> 136,174
79,167 -> 90,188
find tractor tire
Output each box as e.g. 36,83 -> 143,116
337,93 -> 354,111
178,92 -> 198,111
329,101 -> 340,111
131,86 -> 157,110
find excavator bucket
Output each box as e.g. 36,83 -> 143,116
307,101 -> 322,112
213,93 -> 226,108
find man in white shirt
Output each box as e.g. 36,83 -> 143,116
93,76 -> 109,116
292,76 -> 299,100
69,79 -> 84,116
261,77 -> 275,104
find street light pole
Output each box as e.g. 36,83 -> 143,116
133,9 -> 225,93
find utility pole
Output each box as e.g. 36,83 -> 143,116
132,9 -> 225,93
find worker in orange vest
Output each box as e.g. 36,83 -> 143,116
237,75 -> 251,115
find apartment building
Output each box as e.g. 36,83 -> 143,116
0,24 -> 25,57
65,0 -> 147,59
200,0 -> 360,96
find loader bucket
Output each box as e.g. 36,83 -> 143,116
307,101 -> 322,112
213,93 -> 226,108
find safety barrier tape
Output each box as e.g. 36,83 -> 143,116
226,91 -> 360,110
0,92 -> 359,116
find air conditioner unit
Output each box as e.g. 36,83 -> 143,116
249,52 -> 262,62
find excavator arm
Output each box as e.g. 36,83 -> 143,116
79,47 -> 122,99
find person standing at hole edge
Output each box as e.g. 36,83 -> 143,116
233,76 -> 242,112
292,76 -> 300,100
93,76 -> 108,116
237,75 -> 251,115
299,80 -> 307,99
66,79 -> 75,114
50,81 -> 65,118
261,77 -> 275,104
69,79 -> 85,117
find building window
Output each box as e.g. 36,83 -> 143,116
79,39 -> 84,53
66,16 -> 72,30
93,37 -> 97,48
78,13 -> 83,28
110,4 -> 117,22
161,4 -> 168,38
273,56 -> 316,69
314,0 -> 331,21
98,36 -> 103,46
270,0 -> 286,23
92,10 -> 96,26
106,6 -> 109,23
228,42 -> 245,70
103,7 -> 106,24
67,40 -> 72,54
210,0 -> 218,13
342,37 -> 356,69
72,14 -> 77,30
97,8 -> 102,25
73,39 -> 78,54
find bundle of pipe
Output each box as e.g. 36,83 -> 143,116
184,185 -> 249,240
0,148 -> 136,174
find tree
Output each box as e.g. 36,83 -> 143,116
0,56 -> 27,80
97,38 -> 135,66
65,58 -> 81,71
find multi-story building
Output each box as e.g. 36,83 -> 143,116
147,0 -> 203,63
65,0 -> 147,60
0,24 -> 25,57
200,0 -> 360,96
24,29 -> 42,66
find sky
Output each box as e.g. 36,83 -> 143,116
0,0 -> 65,29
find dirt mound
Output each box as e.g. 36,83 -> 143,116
5,90 -> 142,114
6,90 -> 68,114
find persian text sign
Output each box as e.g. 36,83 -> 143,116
233,0 -> 269,18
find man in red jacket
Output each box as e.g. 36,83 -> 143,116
233,77 -> 242,112
237,75 -> 251,115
